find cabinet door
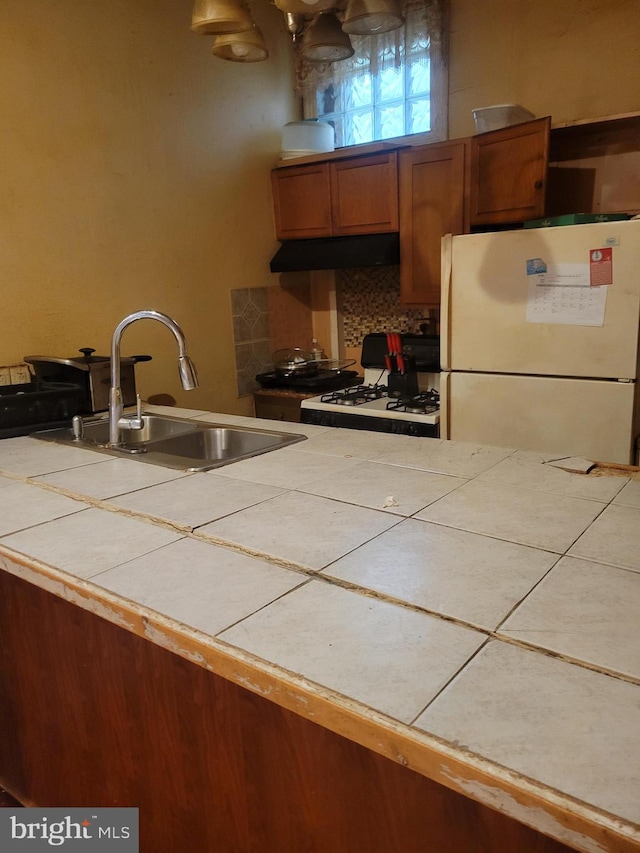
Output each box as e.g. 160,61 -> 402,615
253,391 -> 304,423
330,152 -> 399,236
399,141 -> 467,306
469,117 -> 550,226
271,163 -> 332,239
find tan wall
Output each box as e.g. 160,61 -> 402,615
0,0 -> 297,415
449,0 -> 640,138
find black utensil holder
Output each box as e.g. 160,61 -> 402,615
387,371 -> 419,400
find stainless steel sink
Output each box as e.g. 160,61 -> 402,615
32,413 -> 307,471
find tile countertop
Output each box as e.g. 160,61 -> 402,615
0,407 -> 639,853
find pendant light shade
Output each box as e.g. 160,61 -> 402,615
301,12 -> 354,62
274,0 -> 336,15
191,0 -> 254,35
212,25 -> 269,62
342,0 -> 404,35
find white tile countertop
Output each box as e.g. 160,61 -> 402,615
0,407 -> 639,853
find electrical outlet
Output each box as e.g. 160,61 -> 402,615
0,367 -> 11,386
9,364 -> 31,385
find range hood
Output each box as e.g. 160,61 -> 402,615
270,232 -> 400,273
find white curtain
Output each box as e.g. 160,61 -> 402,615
296,0 -> 447,113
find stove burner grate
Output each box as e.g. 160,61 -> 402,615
320,385 -> 387,407
386,390 -> 440,415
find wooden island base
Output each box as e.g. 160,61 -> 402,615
0,570 -> 576,853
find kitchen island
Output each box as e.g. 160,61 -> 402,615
0,406 -> 638,853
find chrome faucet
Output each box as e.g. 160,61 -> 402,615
108,310 -> 198,447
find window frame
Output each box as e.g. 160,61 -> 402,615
300,7 -> 449,150
315,59 -> 436,147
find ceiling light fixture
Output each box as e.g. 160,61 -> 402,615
274,0 -> 336,15
301,12 -> 355,62
283,11 -> 305,42
212,25 -> 269,61
341,0 -> 404,35
191,0 -> 255,35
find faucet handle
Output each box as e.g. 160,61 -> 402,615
118,394 -> 144,432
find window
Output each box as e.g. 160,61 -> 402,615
297,0 -> 447,148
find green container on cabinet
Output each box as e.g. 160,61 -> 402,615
524,213 -> 631,229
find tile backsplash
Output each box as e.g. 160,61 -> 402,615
232,268 -> 430,397
338,267 -> 426,347
231,287 -> 272,398
231,283 -> 313,397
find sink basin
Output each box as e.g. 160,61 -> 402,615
32,413 -> 307,471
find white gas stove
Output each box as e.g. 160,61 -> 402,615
300,333 -> 440,438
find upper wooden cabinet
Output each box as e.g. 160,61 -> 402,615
546,113 -> 640,218
399,140 -> 467,306
270,113 -> 639,307
271,162 -> 332,239
469,117 -> 551,225
330,153 -> 399,235
272,152 -> 398,240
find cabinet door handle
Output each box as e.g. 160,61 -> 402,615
534,180 -> 543,189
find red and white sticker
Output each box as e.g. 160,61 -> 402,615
589,247 -> 613,286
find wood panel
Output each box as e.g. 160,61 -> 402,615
549,114 -> 640,161
253,389 -> 307,422
330,152 -> 399,235
399,140 -> 467,306
271,163 -> 332,239
0,569 -> 578,853
469,117 -> 550,225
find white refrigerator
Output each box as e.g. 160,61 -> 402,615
440,220 -> 640,464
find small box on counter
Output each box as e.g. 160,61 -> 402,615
524,213 -> 631,229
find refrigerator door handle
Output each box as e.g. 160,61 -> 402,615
439,370 -> 450,440
440,233 -> 453,371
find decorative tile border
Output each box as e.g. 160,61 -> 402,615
231,288 -> 273,398
231,283 -> 314,398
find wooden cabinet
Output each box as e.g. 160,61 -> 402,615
330,152 -> 399,235
399,118 -> 551,305
272,152 -> 398,240
0,569 -> 578,853
399,140 -> 467,306
546,112 -> 640,218
469,117 -> 550,225
253,388 -> 309,423
272,113 -> 640,308
271,162 -> 332,239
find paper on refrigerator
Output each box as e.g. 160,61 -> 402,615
525,261 -> 607,326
